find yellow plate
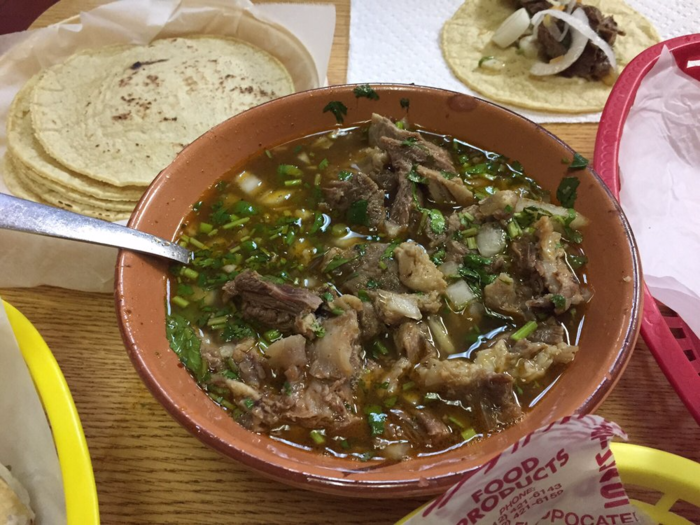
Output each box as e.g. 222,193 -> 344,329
398,443 -> 700,524
3,300 -> 100,525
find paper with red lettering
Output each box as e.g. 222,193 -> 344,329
404,415 -> 653,525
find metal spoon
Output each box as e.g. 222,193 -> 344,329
0,193 -> 192,264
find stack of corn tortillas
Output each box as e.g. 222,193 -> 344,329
3,35 -> 294,220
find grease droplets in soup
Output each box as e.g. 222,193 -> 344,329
167,114 -> 592,462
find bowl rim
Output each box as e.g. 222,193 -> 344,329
115,82 -> 643,496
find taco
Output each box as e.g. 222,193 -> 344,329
441,0 -> 659,113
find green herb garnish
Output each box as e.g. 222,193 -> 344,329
353,84 -> 379,100
569,153 -> 589,170
557,176 -> 580,208
323,101 -> 348,124
400,98 -> 410,110
347,199 -> 369,226
166,314 -> 208,381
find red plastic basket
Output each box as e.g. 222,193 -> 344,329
594,34 -> 700,425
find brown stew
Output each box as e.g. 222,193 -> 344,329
166,114 -> 592,462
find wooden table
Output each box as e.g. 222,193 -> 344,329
3,1 -> 697,523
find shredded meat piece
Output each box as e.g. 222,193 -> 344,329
534,217 -> 585,309
266,335 -> 307,381
308,310 -> 361,380
478,190 -> 519,220
414,358 -> 522,430
223,270 -> 322,333
368,113 -> 417,147
374,290 -> 442,325
483,273 -> 530,319
388,166 -> 420,226
475,338 -> 577,383
416,165 -> 473,206
563,6 -> 623,81
354,146 -> 395,192
530,318 -> 566,345
324,243 -> 408,295
393,321 -> 437,364
395,241 -> 447,293
275,379 -> 353,429
414,410 -> 452,445
517,0 -> 552,16
358,301 -> 383,342
381,357 -> 413,395
231,338 -> 266,388
379,136 -> 455,174
322,171 -> 386,228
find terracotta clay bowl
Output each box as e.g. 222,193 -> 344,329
115,84 -> 642,498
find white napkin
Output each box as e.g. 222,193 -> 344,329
619,46 -> 700,338
0,300 -> 65,523
348,0 -> 699,123
0,0 -> 335,293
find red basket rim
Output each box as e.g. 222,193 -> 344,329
593,34 -> 700,425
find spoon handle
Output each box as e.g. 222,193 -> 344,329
0,193 -> 192,264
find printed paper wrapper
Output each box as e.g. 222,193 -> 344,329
0,0 -> 335,293
403,415 -> 653,525
0,300 -> 65,523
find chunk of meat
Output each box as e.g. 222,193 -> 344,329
517,0 -> 552,16
332,294 -> 363,313
414,410 -> 452,446
294,313 -> 320,340
394,241 -> 447,293
388,167 -> 420,226
534,217 -> 585,309
276,379 -> 353,429
323,172 -> 386,228
414,358 -> 522,430
379,136 -> 455,174
225,378 -> 261,401
231,338 -> 266,388
324,243 -> 408,294
354,147 -> 395,192
530,318 -> 566,345
265,335 -> 308,381
394,321 -> 438,364
483,273 -> 530,319
308,310 -> 361,380
474,338 -> 577,383
374,290 -> 442,325
223,270 -> 322,333
368,113 -> 419,147
358,301 -> 383,342
563,6 -> 622,81
416,166 -> 473,206
381,357 -> 413,395
478,190 -> 519,220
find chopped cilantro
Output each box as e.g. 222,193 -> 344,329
318,158 -> 329,171
324,256 -> 354,273
569,153 -> 589,170
231,200 -> 259,217
353,84 -> 379,100
551,294 -> 566,310
166,314 -> 208,382
427,209 -> 446,234
323,101 -> 348,124
567,254 -> 588,269
400,98 -> 410,109
556,176 -> 580,208
366,278 -> 379,289
312,322 -> 326,338
358,290 -> 371,302
347,199 -> 369,226
338,170 -> 354,181
401,137 -> 418,147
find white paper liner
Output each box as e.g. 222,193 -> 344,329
619,46 -> 700,338
0,300 -> 65,523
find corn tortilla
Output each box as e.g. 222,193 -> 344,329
30,35 -> 294,187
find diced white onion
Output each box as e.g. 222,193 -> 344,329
531,8 -> 617,75
237,171 -> 263,196
518,35 -> 540,59
427,315 -> 456,355
479,57 -> 506,72
438,261 -> 460,278
297,152 -> 311,165
492,8 -> 531,49
446,280 -> 476,310
258,189 -> 295,207
476,223 -> 507,257
531,9 -> 591,76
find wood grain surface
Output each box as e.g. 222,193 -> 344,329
2,1 -> 696,523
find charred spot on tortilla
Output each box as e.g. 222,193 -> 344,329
130,58 -> 169,70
